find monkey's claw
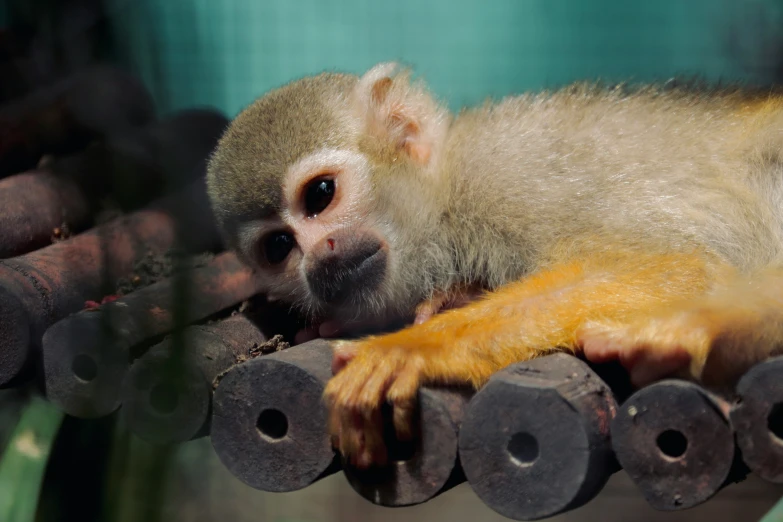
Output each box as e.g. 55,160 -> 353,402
324,342 -> 423,469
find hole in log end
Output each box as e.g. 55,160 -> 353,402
149,383 -> 179,414
507,432 -> 539,467
656,429 -> 688,460
72,354 -> 98,382
768,403 -> 783,444
257,409 -> 289,441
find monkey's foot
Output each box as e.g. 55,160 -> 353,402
324,340 -> 422,468
577,313 -> 712,388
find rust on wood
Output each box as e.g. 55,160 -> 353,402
0,178 -> 221,388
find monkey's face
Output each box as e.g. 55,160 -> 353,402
207,63 -> 451,333
237,148 -> 396,323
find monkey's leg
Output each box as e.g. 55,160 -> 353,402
324,250 -> 720,467
580,265 -> 783,389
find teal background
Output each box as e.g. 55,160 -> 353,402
101,0 -> 782,117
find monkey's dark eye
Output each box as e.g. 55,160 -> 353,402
263,232 -> 294,265
304,178 -> 335,217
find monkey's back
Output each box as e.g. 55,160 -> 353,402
445,83 -> 783,276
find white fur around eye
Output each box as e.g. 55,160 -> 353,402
281,147 -> 373,227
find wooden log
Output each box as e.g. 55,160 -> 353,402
0,178 -> 221,388
730,356 -> 783,483
120,314 -> 266,444
210,339 -> 340,493
611,379 -> 740,511
459,353 -> 618,521
42,252 -> 262,418
343,386 -> 472,507
0,65 -> 155,176
0,108 -> 228,258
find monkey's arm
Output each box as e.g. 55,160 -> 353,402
580,265 -> 783,388
325,249 -> 719,467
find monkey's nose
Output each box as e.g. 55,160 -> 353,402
306,232 -> 387,305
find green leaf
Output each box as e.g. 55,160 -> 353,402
0,395 -> 64,522
760,496 -> 783,522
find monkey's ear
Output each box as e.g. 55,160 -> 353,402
353,62 -> 446,166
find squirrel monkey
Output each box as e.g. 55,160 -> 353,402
207,62 -> 783,468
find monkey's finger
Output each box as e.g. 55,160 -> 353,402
339,409 -> 365,461
580,329 -> 646,371
294,326 -> 320,345
579,337 -> 621,363
326,402 -> 342,438
355,449 -> 372,469
387,367 -> 420,441
357,366 -> 395,413
414,299 -> 440,324
324,376 -> 356,438
318,321 -> 342,338
355,431 -> 387,469
330,341 -> 360,375
628,346 -> 692,388
449,291 -> 484,309
391,400 -> 416,442
336,368 -> 391,467
576,322 -> 626,363
349,408 -> 390,469
320,315 -> 391,338
413,308 -> 436,325
325,393 -> 348,451
360,407 -> 388,468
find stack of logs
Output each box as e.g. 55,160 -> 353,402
1,64 -> 783,522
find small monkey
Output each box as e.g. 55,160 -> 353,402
207,62 -> 783,468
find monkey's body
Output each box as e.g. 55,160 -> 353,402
445,85 -> 783,277
207,64 -> 783,467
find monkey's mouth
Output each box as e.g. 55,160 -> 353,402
308,246 -> 388,306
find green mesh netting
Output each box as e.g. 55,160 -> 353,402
105,0 -> 781,117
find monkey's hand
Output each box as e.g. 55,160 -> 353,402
578,315 -> 707,387
325,338 -> 426,468
413,283 -> 486,324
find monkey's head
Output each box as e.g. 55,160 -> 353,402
207,63 -> 453,332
